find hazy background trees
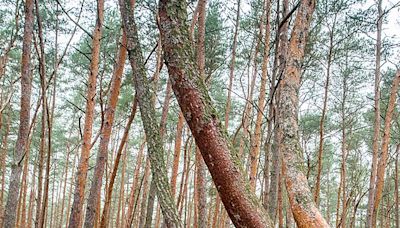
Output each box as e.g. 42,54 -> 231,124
0,0 -> 399,227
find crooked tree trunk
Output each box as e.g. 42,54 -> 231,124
120,1 -> 181,227
158,0 -> 273,227
68,0 -> 104,226
277,0 -> 329,226
371,70 -> 400,227
2,0 -> 34,226
84,29 -> 127,228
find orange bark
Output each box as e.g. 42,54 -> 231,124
84,30 -> 127,228
367,0 -> 383,226
68,0 -> 104,226
2,0 -> 34,226
100,98 -> 138,228
159,0 -> 272,226
278,0 -> 329,226
371,70 -> 400,227
170,113 -> 185,197
125,140 -> 145,227
249,0 -> 271,190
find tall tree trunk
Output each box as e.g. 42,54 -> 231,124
277,0 -> 329,226
66,151 -> 79,227
84,29 -> 127,228
195,0 -> 207,227
34,0 -> 53,226
249,0 -> 271,190
120,1 -> 181,226
170,113 -> 185,197
68,0 -> 104,226
27,146 -> 38,228
224,0 -> 240,128
337,64 -> 348,228
125,140 -> 145,228
314,17 -> 335,206
2,0 -> 34,226
143,43 -> 169,228
100,97 -> 137,228
0,111 -> 11,225
195,149 -> 207,228
116,148 -> 127,228
371,70 -> 400,227
214,0 -> 241,224
59,143 -> 72,227
367,0 -> 382,226
267,0 -> 288,220
19,126 -> 35,228
158,0 -> 273,227
139,159 -> 151,227
237,0 -> 262,159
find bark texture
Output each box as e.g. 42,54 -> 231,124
249,0 -> 271,190
367,0 -> 382,226
100,97 -> 137,228
371,70 -> 400,227
119,0 -> 181,227
195,0 -> 207,227
68,0 -> 104,226
2,0 -> 34,226
278,0 -> 329,226
158,0 -> 273,227
84,30 -> 127,228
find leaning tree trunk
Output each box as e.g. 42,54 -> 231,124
68,0 -> 104,226
277,0 -> 329,226
119,0 -> 181,227
371,70 -> 400,227
158,0 -> 273,227
2,0 -> 34,226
